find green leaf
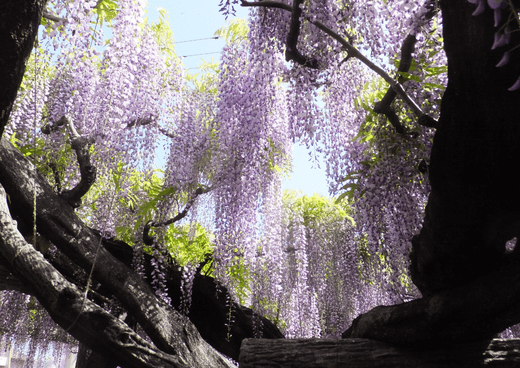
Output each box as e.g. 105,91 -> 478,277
424,66 -> 448,77
428,49 -> 440,59
397,71 -> 420,83
215,18 -> 249,44
94,0 -> 118,27
423,82 -> 445,89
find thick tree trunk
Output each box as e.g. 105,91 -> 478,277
0,137 -> 237,367
345,0 -> 520,345
239,338 -> 520,367
0,135 -> 283,364
0,3 -> 282,364
411,0 -> 520,294
0,185 -> 198,368
344,255 -> 520,345
0,0 -> 46,137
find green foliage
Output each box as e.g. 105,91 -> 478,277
186,59 -> 220,94
260,137 -> 292,179
352,77 -> 389,143
337,34 -> 447,203
183,18 -> 249,94
164,223 -> 214,274
283,189 -> 355,227
335,170 -> 363,203
149,7 -> 179,63
94,167 -> 216,276
10,132 -> 75,192
103,167 -> 175,238
18,48 -> 55,93
94,0 -> 119,27
227,255 -> 251,304
214,18 -> 249,44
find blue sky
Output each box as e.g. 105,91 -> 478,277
146,0 -> 329,197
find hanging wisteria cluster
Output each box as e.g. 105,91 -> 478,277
3,0 -> 187,360
236,0 -> 447,308
209,17 -> 293,298
0,290 -> 76,367
467,0 -> 520,90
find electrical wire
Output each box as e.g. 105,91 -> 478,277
180,51 -> 221,58
176,36 -> 219,43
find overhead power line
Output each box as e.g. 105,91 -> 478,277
180,51 -> 221,58
176,36 -> 219,43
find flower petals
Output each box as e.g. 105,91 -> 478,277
472,0 -> 487,15
508,77 -> 520,91
494,8 -> 502,26
496,51 -> 510,67
487,0 -> 506,9
491,31 -> 510,49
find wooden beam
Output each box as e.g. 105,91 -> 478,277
239,338 -> 520,367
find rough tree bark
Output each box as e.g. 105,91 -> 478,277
238,2 -> 520,361
0,0 -> 46,137
0,136 -> 283,366
0,139 -> 235,366
346,0 -> 520,344
411,0 -> 520,294
239,338 -> 520,367
0,185 -> 189,368
3,0 -> 520,366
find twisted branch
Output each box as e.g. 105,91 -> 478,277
127,115 -> 176,139
58,116 -> 97,208
285,0 -> 319,68
241,0 -> 436,126
374,2 -> 439,132
42,11 -> 68,24
143,186 -> 212,245
42,116 -> 97,208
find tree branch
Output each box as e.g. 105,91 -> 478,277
373,2 -> 439,132
373,34 -> 417,134
54,116 -> 97,209
0,253 -> 33,294
343,256 -> 520,347
0,136 -> 283,363
0,0 -> 47,137
1,213 -> 284,362
241,0 -> 433,124
143,186 -> 212,246
241,0 -> 291,11
285,0 -> 319,69
42,11 -> 68,24
127,115 -> 177,139
0,184 -> 185,368
100,238 -> 285,360
0,137 -> 235,367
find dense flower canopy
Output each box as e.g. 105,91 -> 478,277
2,0 -> 447,343
6,0 -> 520,363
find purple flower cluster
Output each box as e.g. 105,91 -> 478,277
0,291 -> 76,366
179,263 -> 197,315
468,0 -> 520,90
225,0 -> 448,333
212,23 -> 291,291
8,0 -> 187,237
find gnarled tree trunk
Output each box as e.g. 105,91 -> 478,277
347,0 -> 520,345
